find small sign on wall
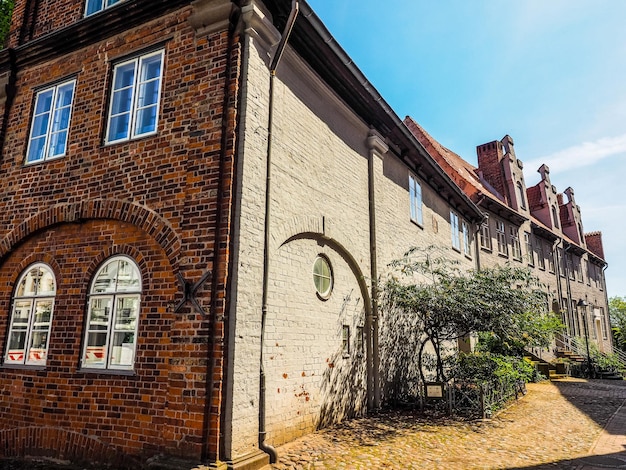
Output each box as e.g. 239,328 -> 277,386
425,382 -> 445,399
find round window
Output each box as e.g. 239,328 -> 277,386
313,255 -> 333,299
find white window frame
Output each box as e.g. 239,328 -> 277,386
25,79 -> 76,164
462,221 -> 472,258
409,173 -> 423,226
85,0 -> 125,16
450,211 -> 460,251
81,256 -> 142,371
495,220 -> 508,256
105,50 -> 164,144
5,264 -> 56,366
342,325 -> 350,356
510,226 -> 522,261
480,219 -> 492,251
313,255 -> 333,300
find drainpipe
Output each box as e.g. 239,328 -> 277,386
366,131 -> 387,410
259,1 -> 299,463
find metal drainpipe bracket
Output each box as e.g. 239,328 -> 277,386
174,270 -> 212,316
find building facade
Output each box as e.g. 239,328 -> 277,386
0,0 -> 611,469
405,118 -> 611,356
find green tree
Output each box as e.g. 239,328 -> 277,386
0,0 -> 14,48
609,296 -> 626,352
381,248 -> 562,384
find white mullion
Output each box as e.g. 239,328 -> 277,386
23,298 -> 37,365
44,86 -> 60,159
105,294 -> 118,368
128,57 -> 140,139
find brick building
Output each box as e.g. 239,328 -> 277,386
405,118 -> 612,356
0,0 -> 612,469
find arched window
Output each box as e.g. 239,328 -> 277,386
5,264 -> 56,366
82,256 -> 141,370
517,182 -> 526,210
551,205 -> 560,229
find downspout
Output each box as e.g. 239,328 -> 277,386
563,243 -> 575,334
259,1 -> 299,463
554,238 -> 564,319
0,48 -> 17,158
366,131 -> 385,410
601,263 -> 611,350
205,5 -> 240,464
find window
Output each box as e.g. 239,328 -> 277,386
462,221 -> 471,257
82,256 -> 141,370
537,240 -> 546,270
342,325 -> 350,356
409,174 -> 423,225
85,0 -> 125,16
517,182 -> 526,210
567,253 -> 575,280
313,255 -> 333,299
576,256 -> 584,282
106,50 -> 164,144
356,326 -> 364,354
480,219 -> 492,250
524,232 -> 534,266
551,205 -> 560,229
26,80 -> 76,164
495,220 -> 508,256
5,264 -> 56,366
548,247 -> 555,273
510,227 -> 522,261
450,211 -> 460,251
558,248 -> 565,277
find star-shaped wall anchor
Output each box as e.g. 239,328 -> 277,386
174,270 -> 212,316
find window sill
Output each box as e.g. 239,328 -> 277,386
77,367 -> 136,377
410,219 -> 424,230
1,364 -> 46,371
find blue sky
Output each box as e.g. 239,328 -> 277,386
307,0 -> 626,299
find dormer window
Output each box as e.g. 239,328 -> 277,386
85,0 -> 125,16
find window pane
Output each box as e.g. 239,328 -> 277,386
84,333 -> 107,367
109,332 -> 135,367
88,297 -> 112,328
17,268 -> 40,296
108,114 -> 131,142
26,138 -> 46,163
86,0 -> 103,15
33,300 -> 53,325
56,82 -> 75,107
51,106 -> 72,133
134,105 -> 157,135
48,131 -> 68,157
114,63 -> 136,90
27,331 -> 48,364
116,260 -> 141,291
34,90 -> 53,115
31,114 -> 50,138
110,87 -> 133,116
141,56 -> 162,81
137,80 -> 160,107
115,296 -> 138,330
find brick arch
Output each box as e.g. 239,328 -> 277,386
278,231 -> 372,315
0,199 -> 182,273
0,426 -> 140,468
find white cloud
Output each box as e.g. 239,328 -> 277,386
524,134 -> 626,175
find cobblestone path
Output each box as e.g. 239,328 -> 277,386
270,378 -> 626,470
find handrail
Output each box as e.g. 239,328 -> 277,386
556,332 -> 626,371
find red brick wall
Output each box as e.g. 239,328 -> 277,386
0,4 -> 240,465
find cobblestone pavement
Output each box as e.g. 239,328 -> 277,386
270,378 -> 626,470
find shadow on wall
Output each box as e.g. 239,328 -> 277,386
379,305 -> 424,405
317,343 -> 367,430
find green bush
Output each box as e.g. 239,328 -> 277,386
452,352 -> 536,384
